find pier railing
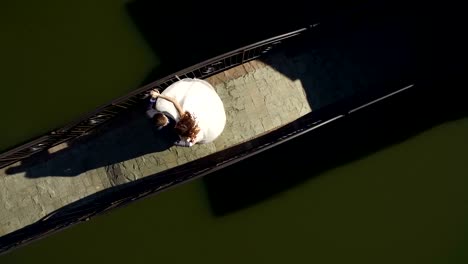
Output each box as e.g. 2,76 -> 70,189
0,28 -> 307,170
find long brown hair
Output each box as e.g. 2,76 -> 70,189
174,111 -> 200,142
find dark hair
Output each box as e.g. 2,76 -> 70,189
174,111 -> 200,142
153,113 -> 168,127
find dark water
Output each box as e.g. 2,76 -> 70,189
1,118 -> 468,263
0,0 -> 157,152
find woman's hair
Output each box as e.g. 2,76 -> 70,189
153,113 -> 168,127
174,111 -> 200,142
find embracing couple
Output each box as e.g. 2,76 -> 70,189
146,78 -> 226,147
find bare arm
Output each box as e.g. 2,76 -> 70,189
150,89 -> 185,117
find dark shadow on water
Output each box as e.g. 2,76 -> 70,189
5,106 -> 179,177
202,2 -> 468,216
203,79 -> 468,217
126,0 -> 370,81
258,1 -> 418,110
257,1 -> 467,110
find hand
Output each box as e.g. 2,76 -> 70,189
174,138 -> 194,147
150,89 -> 160,98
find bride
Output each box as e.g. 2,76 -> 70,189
148,78 -> 226,147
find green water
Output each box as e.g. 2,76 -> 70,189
1,118 -> 468,263
2,1 -> 468,263
0,0 -> 157,151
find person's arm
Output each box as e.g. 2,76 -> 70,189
151,90 -> 185,117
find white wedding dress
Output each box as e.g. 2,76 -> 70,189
155,78 -> 226,144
